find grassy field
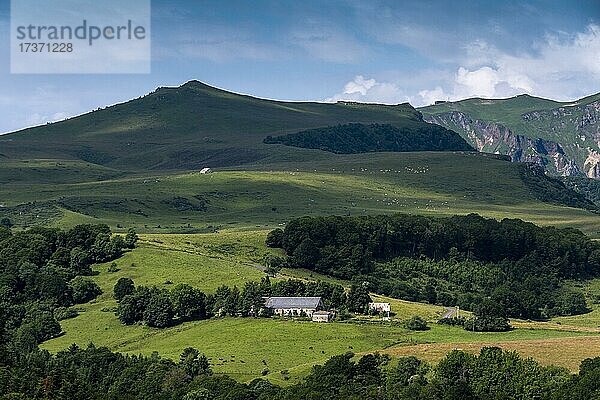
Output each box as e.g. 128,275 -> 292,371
40,230 -> 450,384
2,153 -> 599,236
382,335 -> 600,372
40,231 -> 600,384
552,279 -> 600,328
43,313 -> 593,384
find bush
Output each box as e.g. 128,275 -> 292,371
403,315 -> 429,331
0,217 -> 13,228
108,262 -> 119,273
70,276 -> 102,304
124,228 -> 138,249
143,290 -> 175,328
116,287 -> 151,325
54,307 -> 79,321
265,228 -> 284,248
551,290 -> 589,316
114,277 -> 135,302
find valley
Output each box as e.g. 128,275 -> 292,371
2,82 -> 600,398
41,231 -> 600,385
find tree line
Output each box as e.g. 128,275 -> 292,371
0,224 -> 137,354
267,213 -> 600,320
115,277 -> 373,327
264,122 -> 474,154
2,343 -> 600,399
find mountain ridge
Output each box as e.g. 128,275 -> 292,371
0,81 -> 453,171
420,91 -> 600,179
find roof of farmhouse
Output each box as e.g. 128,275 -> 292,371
265,297 -> 322,309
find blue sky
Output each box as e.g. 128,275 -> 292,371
1,0 -> 599,133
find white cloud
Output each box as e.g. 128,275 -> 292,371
418,87 -> 448,105
452,66 -> 534,99
330,24 -> 600,107
446,24 -> 600,101
25,112 -> 68,127
326,75 -> 410,104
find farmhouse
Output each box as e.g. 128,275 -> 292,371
265,296 -> 323,317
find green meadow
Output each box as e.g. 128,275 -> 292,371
41,231 -> 600,384
2,153 -> 599,236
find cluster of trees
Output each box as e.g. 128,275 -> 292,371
274,347 -> 579,400
0,224 -> 137,353
438,300 -> 510,332
116,281 -> 208,328
269,213 -> 600,321
520,163 -> 598,211
371,256 -> 588,320
563,175 -> 600,207
1,344 -> 216,400
264,122 -> 474,154
115,277 -> 373,328
2,344 -> 600,399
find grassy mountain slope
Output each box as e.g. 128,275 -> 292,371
1,152 -> 598,236
420,93 -> 600,178
0,82 -> 598,234
420,94 -> 563,134
2,81 -> 437,171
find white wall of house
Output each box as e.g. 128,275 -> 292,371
273,308 -> 317,317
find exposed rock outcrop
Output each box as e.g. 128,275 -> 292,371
585,149 -> 600,179
424,112 -> 581,177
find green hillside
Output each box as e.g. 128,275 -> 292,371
1,152 -> 598,236
420,94 -> 563,133
0,81 -> 597,235
2,81 -> 434,171
40,231 -> 598,384
420,93 -> 600,178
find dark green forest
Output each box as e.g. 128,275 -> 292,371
0,224 -> 136,353
3,343 -> 600,399
263,123 -> 474,153
269,213 -> 600,320
563,175 -> 600,207
519,164 -> 598,211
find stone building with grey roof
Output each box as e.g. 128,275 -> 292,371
264,296 -> 323,317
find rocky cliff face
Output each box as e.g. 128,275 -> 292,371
521,100 -> 600,178
424,111 -> 582,176
423,99 -> 600,179
585,150 -> 600,179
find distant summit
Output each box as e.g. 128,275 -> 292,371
2,81 -> 454,171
